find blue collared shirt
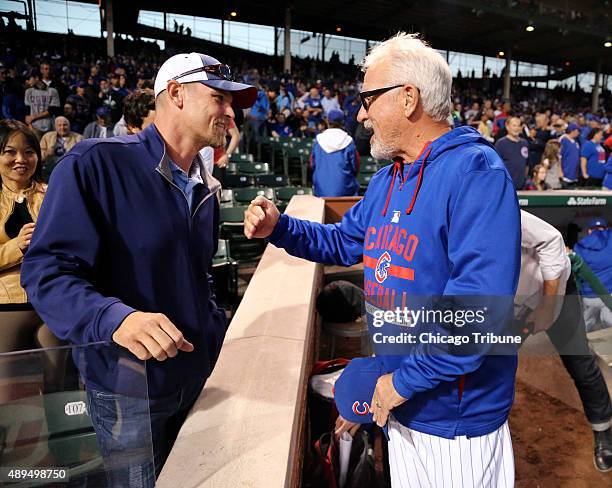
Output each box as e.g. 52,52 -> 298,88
168,158 -> 204,210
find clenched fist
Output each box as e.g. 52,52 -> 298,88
112,311 -> 194,361
244,196 -> 280,239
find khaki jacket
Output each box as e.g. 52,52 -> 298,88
0,182 -> 46,303
40,131 -> 83,161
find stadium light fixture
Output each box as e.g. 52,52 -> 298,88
498,51 -> 505,57
605,41 -> 612,48
230,11 -> 238,18
525,24 -> 535,32
336,26 -> 342,33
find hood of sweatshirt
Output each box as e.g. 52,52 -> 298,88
316,128 -> 353,154
381,126 -> 493,216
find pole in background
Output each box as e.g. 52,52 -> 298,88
105,0 -> 114,57
283,6 -> 291,73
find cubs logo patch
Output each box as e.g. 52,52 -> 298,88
352,401 -> 370,416
375,251 -> 392,284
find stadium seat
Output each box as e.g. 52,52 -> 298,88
258,136 -> 277,163
220,188 -> 234,207
357,173 -> 373,195
229,153 -> 254,163
232,187 -> 274,205
271,140 -> 292,172
212,239 -> 239,312
219,206 -> 247,225
228,162 -> 271,175
284,146 -> 310,186
361,156 -> 378,166
224,174 -> 255,188
255,174 -> 290,188
275,186 -> 313,211
360,163 -> 378,174
219,206 -> 266,263
297,138 -> 314,149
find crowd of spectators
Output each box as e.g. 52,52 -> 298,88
0,30 -> 611,190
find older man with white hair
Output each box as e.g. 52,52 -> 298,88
245,33 -> 520,487
39,115 -> 83,164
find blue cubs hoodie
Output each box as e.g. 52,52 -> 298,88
270,126 -> 521,438
574,229 -> 612,297
21,124 -> 228,398
311,128 -> 359,197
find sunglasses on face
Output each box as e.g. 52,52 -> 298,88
171,63 -> 234,83
358,84 -> 412,111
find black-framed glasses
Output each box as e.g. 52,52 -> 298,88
359,84 -> 404,111
171,64 -> 234,83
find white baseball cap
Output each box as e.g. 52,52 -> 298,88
153,52 -> 257,109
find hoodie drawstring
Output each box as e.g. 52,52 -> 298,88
406,145 -> 432,215
381,157 -> 403,217
381,142 -> 432,217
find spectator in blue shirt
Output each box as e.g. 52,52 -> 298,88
559,123 -> 581,187
494,116 -> 528,190
342,90 -> 361,137
245,87 -> 269,153
321,88 -> 340,117
275,85 -> 294,114
303,87 -> 323,128
580,115 -> 600,146
269,112 -> 292,137
580,128 -> 606,187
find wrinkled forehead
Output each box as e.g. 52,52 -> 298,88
361,62 -> 388,88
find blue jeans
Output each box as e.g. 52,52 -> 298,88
87,378 -> 206,487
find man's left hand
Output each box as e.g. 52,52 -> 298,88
370,373 -> 407,428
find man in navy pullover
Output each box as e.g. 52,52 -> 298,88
560,123 -> 581,186
21,53 -> 256,484
245,33 -> 520,487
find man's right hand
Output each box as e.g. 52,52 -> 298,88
244,196 -> 280,239
112,312 -> 194,361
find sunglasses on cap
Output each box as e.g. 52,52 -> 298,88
171,63 -> 234,82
